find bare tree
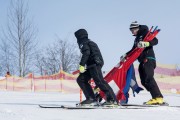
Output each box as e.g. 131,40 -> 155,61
34,50 -> 46,76
0,37 -> 15,76
2,0 -> 37,77
55,37 -> 80,73
35,37 -> 80,75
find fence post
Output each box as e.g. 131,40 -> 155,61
80,89 -> 82,102
34,77 -> 36,92
60,78 -> 63,92
31,73 -> 34,92
45,77 -> 46,92
59,70 -> 63,93
5,77 -> 7,90
13,77 -> 14,91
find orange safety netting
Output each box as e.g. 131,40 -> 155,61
0,70 -> 79,93
0,68 -> 180,94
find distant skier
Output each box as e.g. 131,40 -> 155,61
74,29 -> 118,106
5,71 -> 11,77
121,21 -> 164,105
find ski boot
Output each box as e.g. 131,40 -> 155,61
144,97 -> 164,105
78,98 -> 98,107
102,100 -> 119,108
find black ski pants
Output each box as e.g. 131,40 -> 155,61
77,65 -> 117,102
138,59 -> 163,99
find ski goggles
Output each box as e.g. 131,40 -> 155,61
130,28 -> 139,32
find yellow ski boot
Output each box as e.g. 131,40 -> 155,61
144,97 -> 164,105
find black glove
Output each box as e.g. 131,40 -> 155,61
120,54 -> 127,62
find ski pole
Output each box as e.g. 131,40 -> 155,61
148,29 -> 160,41
144,26 -> 153,41
153,26 -> 158,33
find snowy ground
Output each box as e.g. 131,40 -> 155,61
0,91 -> 180,120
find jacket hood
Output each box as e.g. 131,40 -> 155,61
74,29 -> 88,39
74,29 -> 89,44
137,25 -> 149,36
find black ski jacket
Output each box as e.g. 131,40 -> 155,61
127,25 -> 158,63
75,29 -> 104,67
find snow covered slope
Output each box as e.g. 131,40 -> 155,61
0,91 -> 180,120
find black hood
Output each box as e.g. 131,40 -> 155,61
74,29 -> 88,39
137,25 -> 149,36
74,29 -> 89,44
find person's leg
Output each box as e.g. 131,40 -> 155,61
89,66 -> 117,103
77,71 -> 95,100
139,63 -> 148,90
140,60 -> 164,105
143,60 -> 163,99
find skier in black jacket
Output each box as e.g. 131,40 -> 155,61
74,29 -> 117,106
120,21 -> 164,105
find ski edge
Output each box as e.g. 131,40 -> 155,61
39,104 -> 147,109
121,103 -> 180,108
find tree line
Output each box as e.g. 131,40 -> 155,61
0,0 -> 80,77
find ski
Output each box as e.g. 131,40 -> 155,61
39,104 -> 97,109
121,103 -> 180,108
39,104 -> 146,109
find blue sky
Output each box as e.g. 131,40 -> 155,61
0,0 -> 180,71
